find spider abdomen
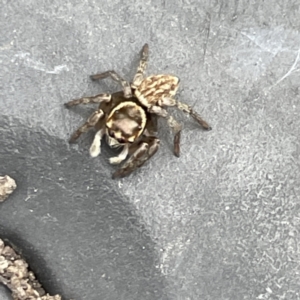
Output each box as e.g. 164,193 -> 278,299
134,74 -> 180,107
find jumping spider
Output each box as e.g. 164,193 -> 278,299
64,44 -> 211,179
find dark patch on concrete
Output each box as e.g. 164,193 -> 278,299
0,116 -> 168,300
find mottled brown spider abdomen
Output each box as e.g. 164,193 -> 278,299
134,74 -> 179,108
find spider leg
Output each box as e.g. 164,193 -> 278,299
109,144 -> 129,165
176,100 -> 212,130
69,109 -> 104,143
174,130 -> 181,158
148,105 -> 182,157
90,71 -> 132,98
64,93 -> 111,107
112,136 -> 160,179
158,97 -> 211,130
89,128 -> 105,157
132,43 -> 149,87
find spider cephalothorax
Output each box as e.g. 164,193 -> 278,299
64,44 -> 211,178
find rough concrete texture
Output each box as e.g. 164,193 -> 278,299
1,0 -> 300,299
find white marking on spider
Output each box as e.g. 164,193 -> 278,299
90,129 -> 105,157
109,144 -> 129,164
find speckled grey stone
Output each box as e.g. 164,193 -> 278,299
1,1 -> 300,299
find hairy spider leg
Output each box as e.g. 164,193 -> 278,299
132,43 -> 149,87
90,71 -> 132,98
69,110 -> 104,143
157,97 -> 211,131
148,105 -> 182,157
176,101 -> 212,130
64,93 -> 111,107
156,97 -> 211,156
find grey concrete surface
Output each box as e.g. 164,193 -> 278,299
1,0 -> 300,299
0,284 -> 12,300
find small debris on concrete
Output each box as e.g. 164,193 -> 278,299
0,238 -> 62,300
0,176 -> 17,202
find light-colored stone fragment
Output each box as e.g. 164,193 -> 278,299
0,175 -> 17,202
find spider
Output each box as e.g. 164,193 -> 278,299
64,44 -> 211,179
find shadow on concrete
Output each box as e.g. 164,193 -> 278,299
0,116 -> 169,300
